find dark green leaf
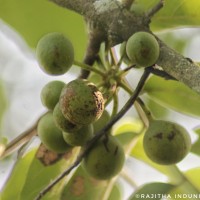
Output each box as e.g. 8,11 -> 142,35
128,182 -> 174,200
191,128 -> 200,156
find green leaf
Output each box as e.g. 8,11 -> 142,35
0,79 -> 7,134
60,164 -> 122,200
20,149 -> 77,200
60,164 -> 107,200
0,0 -> 86,60
108,183 -> 122,200
185,167 -> 200,190
1,150 -> 36,200
144,75 -> 200,117
134,0 -> 200,31
169,179 -> 200,199
113,118 -> 143,136
1,147 -> 78,200
191,128 -> 200,156
113,118 -> 143,148
147,98 -> 168,119
128,182 -> 174,200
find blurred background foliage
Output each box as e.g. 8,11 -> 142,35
0,0 -> 200,199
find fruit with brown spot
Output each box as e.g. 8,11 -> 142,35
143,120 -> 191,165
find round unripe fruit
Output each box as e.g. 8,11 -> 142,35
37,112 -> 72,153
63,124 -> 93,146
83,135 -> 125,180
120,42 -> 133,65
41,80 -> 65,110
93,110 -> 110,133
36,32 -> 74,75
143,120 -> 191,165
59,79 -> 104,125
126,31 -> 159,67
53,103 -> 81,132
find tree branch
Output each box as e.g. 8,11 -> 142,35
157,39 -> 200,93
49,0 -> 95,14
79,23 -> 106,79
0,113 -> 46,159
50,0 -> 200,94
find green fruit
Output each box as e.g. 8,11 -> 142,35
143,120 -> 191,165
126,31 -> 159,67
83,135 -> 125,180
93,110 -> 110,133
120,42 -> 133,65
41,80 -> 65,110
59,79 -> 104,125
53,103 -> 81,132
37,112 -> 72,153
36,32 -> 74,75
63,124 -> 93,146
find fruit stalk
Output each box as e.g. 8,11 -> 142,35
166,165 -> 200,193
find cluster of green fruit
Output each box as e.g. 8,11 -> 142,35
35,32 -> 125,180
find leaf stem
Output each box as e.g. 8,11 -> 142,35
111,92 -> 119,119
119,79 -> 153,125
166,165 -> 200,193
74,60 -> 105,77
35,66 -> 151,200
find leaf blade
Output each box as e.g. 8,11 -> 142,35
144,75 -> 200,117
